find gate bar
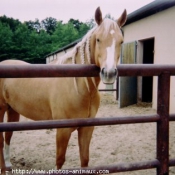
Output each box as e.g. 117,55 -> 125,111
0,64 -> 175,78
23,159 -> 160,175
99,89 -> 117,91
0,114 -> 159,132
156,72 -> 170,175
19,158 -> 175,175
169,114 -> 175,121
117,64 -> 175,76
0,64 -> 100,78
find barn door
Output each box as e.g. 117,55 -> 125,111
119,41 -> 137,108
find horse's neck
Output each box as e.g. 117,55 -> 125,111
54,28 -> 100,94
58,48 -> 100,94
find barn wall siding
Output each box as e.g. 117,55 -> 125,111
123,6 -> 175,113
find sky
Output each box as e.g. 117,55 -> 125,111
0,0 -> 155,23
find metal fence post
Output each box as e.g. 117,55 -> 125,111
157,72 -> 170,175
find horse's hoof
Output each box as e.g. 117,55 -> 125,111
5,162 -> 12,172
5,165 -> 12,171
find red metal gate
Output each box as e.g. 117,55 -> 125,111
0,64 -> 175,175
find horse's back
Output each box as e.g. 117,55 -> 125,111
0,59 -> 29,65
0,60 -> 29,111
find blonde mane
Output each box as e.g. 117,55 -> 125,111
57,27 -> 96,65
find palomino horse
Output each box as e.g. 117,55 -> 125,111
0,7 -> 127,172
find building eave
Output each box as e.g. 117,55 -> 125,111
125,0 -> 175,26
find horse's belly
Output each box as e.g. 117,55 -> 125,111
7,98 -> 52,121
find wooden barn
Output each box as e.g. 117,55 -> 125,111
45,1 -> 175,112
120,0 -> 175,112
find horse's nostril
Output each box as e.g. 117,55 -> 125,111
102,68 -> 117,76
101,68 -> 106,75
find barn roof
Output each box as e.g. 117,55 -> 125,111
125,0 -> 175,25
45,0 -> 175,59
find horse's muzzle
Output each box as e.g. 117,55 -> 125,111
100,68 -> 117,84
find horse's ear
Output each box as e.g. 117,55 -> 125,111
95,7 -> 102,25
117,9 -> 127,28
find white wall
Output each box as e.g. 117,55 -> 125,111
46,47 -> 73,64
123,6 -> 175,113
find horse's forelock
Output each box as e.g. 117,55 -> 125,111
100,18 -> 118,37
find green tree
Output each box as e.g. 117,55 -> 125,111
51,21 -> 79,51
79,23 -> 90,38
68,19 -> 90,38
0,15 -> 21,32
60,23 -> 78,46
68,19 -> 82,31
51,21 -> 64,50
0,15 -> 91,63
25,19 -> 41,32
12,24 -> 31,59
41,17 -> 57,35
0,22 -> 13,61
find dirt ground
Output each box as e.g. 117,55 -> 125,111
5,93 -> 175,174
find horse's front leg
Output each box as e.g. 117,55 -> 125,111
5,107 -> 20,170
56,128 -> 75,169
0,132 -> 5,174
0,109 -> 6,174
78,126 -> 94,167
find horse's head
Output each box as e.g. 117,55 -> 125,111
91,7 -> 127,84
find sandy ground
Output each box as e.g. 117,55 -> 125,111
4,93 -> 175,175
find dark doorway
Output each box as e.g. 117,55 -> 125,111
142,39 -> 154,102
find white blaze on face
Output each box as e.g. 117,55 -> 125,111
106,30 -> 116,71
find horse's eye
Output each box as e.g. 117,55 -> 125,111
97,38 -> 100,42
